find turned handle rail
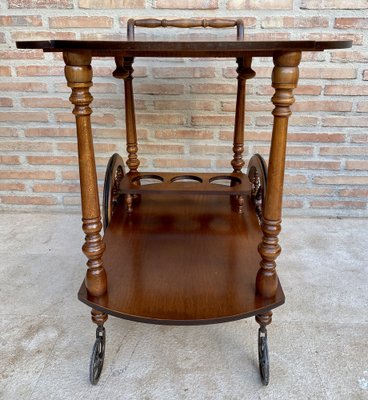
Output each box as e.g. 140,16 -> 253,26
127,18 -> 244,40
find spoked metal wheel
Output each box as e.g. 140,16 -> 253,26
258,327 -> 269,386
102,153 -> 125,231
89,326 -> 106,385
247,154 -> 267,224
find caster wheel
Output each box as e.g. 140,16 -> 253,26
258,327 -> 269,386
247,154 -> 267,223
102,153 -> 125,231
89,326 -> 106,385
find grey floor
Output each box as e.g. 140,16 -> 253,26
1,213 -> 367,400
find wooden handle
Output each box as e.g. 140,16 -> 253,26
127,18 -> 244,40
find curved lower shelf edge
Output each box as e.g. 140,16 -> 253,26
78,281 -> 285,326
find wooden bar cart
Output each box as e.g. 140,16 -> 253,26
17,20 -> 351,386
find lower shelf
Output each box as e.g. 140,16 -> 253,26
78,193 -> 284,325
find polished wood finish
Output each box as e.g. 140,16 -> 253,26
119,172 -> 251,196
64,51 -> 107,299
127,18 -> 244,40
79,194 -> 284,325
113,57 -> 140,173
256,51 -> 301,299
17,36 -> 352,327
232,57 -> 255,173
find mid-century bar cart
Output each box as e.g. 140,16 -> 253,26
17,19 -> 351,386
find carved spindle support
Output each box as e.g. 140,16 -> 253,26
64,51 -> 107,299
231,57 -> 255,173
255,311 -> 272,329
256,51 -> 301,298
114,57 -> 140,173
91,308 -> 108,326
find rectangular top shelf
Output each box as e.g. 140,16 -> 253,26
16,38 -> 352,58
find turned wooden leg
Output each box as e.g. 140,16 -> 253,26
256,51 -> 301,298
64,51 -> 107,297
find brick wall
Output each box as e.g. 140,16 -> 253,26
0,0 -> 367,217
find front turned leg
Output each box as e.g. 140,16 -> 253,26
256,312 -> 272,386
64,51 -> 107,297
256,51 -> 301,298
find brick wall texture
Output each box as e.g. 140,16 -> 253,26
0,0 -> 367,217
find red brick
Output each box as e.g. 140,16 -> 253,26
12,31 -> 76,41
346,160 -> 368,170
155,129 -> 214,140
286,160 -> 341,170
357,102 -> 368,112
284,187 -> 334,196
339,188 -> 368,197
285,174 -> 308,184
320,146 -> 368,156
301,0 -> 368,9
49,16 -> 112,28
137,113 -> 185,125
244,32 -> 289,41
292,101 -> 352,112
0,156 -> 20,164
93,128 -> 147,139
364,70 -> 368,80
221,101 -> 272,112
0,141 -> 51,151
21,97 -> 69,108
334,18 -> 368,29
0,50 -> 43,59
153,159 -> 211,168
0,67 -> 11,76
0,112 -> 48,122
56,82 -> 117,94
0,183 -> 25,191
190,83 -> 237,94
261,16 -> 328,29
322,117 -> 368,127
0,15 -> 42,26
16,66 -> 63,77
0,82 -> 47,92
228,0 -> 292,9
79,0 -> 145,7
63,196 -> 81,206
135,84 -> 184,95
155,0 -> 218,9
25,128 -> 75,137
303,33 -> 363,45
219,130 -> 272,142
190,145 -> 229,155
331,51 -> 368,63
300,68 -> 356,79
0,33 -> 5,43
1,196 -> 57,205
152,67 -> 215,79
310,200 -> 366,209
0,170 -> 55,180
257,85 -> 322,96
8,0 -> 72,7
0,127 -> 18,137
325,85 -> 368,96
33,183 -> 80,193
288,132 -> 345,143
283,199 -> 304,209
27,156 -> 78,165
0,98 -> 13,107
351,134 -> 368,143
314,176 -> 368,185
154,100 -> 215,111
191,115 -> 236,126
139,144 -> 184,154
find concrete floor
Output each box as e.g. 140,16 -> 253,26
0,213 -> 367,400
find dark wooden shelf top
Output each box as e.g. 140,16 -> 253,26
16,38 -> 352,58
78,193 -> 285,325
